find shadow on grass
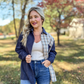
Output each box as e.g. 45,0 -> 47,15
0,42 -> 16,48
0,50 -> 20,62
56,51 -> 84,64
55,40 -> 84,64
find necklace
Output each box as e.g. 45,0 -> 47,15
33,32 -> 41,36
34,35 -> 40,37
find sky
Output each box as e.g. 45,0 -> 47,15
0,19 -> 10,26
0,0 -> 42,26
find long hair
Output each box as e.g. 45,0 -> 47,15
21,6 -> 45,47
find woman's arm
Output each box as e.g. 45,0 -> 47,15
15,33 -> 28,60
42,41 -> 57,67
47,41 -> 57,63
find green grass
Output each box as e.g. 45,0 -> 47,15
0,35 -> 84,84
0,39 -> 20,84
53,36 -> 84,84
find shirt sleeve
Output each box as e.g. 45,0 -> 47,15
47,41 -> 57,63
15,33 -> 28,60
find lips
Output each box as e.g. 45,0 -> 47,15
32,22 -> 37,25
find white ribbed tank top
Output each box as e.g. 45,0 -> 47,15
31,41 -> 44,60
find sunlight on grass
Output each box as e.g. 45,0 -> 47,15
0,61 -> 20,66
63,80 -> 72,84
53,61 -> 84,71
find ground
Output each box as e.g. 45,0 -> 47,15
0,35 -> 84,84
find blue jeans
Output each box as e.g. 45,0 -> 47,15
20,59 -> 50,84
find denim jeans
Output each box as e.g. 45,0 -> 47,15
20,59 -> 50,84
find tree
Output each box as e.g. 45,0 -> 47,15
12,0 -> 17,38
37,0 -> 78,46
0,0 -> 34,39
18,0 -> 29,37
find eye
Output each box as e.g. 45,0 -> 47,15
29,16 -> 32,19
35,15 -> 38,18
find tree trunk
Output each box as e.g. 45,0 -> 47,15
83,14 -> 84,38
12,0 -> 17,38
57,28 -> 61,46
18,0 -> 29,37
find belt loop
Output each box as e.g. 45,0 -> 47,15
41,60 -> 43,63
34,61 -> 37,63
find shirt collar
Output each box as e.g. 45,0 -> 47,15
30,27 -> 47,35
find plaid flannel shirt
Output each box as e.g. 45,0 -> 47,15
41,33 -> 57,82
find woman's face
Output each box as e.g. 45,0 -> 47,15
29,10 -> 43,29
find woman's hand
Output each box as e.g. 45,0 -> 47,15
42,60 -> 51,68
25,55 -> 31,63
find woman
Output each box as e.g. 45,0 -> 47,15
15,6 -> 57,84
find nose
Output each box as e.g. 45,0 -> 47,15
31,17 -> 35,21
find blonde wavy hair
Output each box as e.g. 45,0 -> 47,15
21,6 -> 45,47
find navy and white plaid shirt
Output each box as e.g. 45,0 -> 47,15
41,32 -> 57,82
